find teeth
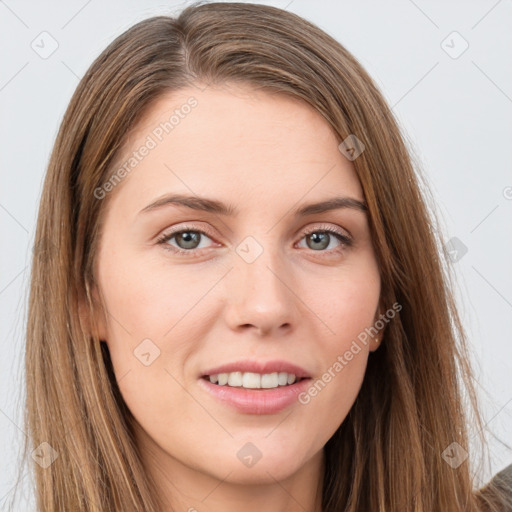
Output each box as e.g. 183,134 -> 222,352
227,371 -> 242,387
242,372 -> 261,388
208,371 -> 298,389
261,372 -> 278,388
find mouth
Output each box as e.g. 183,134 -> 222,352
198,372 -> 313,414
201,372 -> 310,390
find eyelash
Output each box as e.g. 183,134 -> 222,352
156,223 -> 353,258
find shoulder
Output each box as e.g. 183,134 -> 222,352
489,463 -> 512,493
477,463 -> 512,511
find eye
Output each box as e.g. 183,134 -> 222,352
156,223 -> 352,257
297,224 -> 352,255
156,225 -> 217,255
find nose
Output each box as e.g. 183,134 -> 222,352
223,244 -> 298,337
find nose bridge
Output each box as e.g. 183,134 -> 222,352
226,234 -> 296,333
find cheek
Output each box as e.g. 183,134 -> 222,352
98,260 -> 178,334
97,241 -> 220,346
295,258 -> 379,422
295,347 -> 367,454
294,312 -> 375,445
303,254 -> 380,342
96,247 -> 221,414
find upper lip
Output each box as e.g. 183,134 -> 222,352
201,360 -> 311,379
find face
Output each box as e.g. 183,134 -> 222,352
91,83 -> 381,492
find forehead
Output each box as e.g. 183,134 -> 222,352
106,83 -> 364,217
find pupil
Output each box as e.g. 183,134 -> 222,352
174,231 -> 331,251
308,232 -> 329,250
177,231 -> 200,249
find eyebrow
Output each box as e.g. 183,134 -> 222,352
138,193 -> 368,216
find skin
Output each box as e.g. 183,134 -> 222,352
90,82 -> 383,512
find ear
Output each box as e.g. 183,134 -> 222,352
79,281 -> 108,342
369,300 -> 386,353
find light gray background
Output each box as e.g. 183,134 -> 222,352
1,0 -> 511,509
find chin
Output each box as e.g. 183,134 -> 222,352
213,461 -> 302,485
201,444 -> 312,484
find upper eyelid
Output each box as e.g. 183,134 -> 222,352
301,224 -> 350,237
159,222 -> 350,237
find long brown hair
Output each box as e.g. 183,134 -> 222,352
13,1 -> 510,510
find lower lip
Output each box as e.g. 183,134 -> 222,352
198,377 -> 312,415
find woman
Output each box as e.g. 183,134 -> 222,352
16,2 -> 511,511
